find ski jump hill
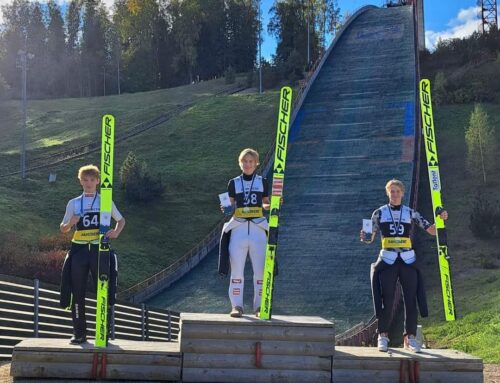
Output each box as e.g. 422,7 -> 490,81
8,5 -> 485,383
148,4 -> 419,332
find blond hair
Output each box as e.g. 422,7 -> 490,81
78,164 -> 100,180
238,148 -> 260,166
385,179 -> 405,194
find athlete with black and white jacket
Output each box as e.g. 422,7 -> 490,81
361,179 -> 448,353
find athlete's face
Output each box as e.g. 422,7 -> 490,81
240,154 -> 258,175
79,175 -> 99,194
387,185 -> 404,205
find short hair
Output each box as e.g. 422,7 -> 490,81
238,148 -> 260,166
385,179 -> 405,193
78,164 -> 100,180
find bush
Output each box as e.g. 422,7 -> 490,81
120,151 -> 164,203
469,194 -> 500,239
0,232 -> 67,285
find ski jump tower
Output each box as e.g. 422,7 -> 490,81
480,0 -> 498,32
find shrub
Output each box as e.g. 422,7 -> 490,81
469,194 -> 500,239
120,151 -> 164,203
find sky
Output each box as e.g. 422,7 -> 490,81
0,0 -> 492,57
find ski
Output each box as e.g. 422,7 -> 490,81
260,86 -> 293,320
95,115 -> 115,347
419,79 -> 456,321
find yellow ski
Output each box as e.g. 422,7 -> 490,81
260,87 -> 293,320
95,115 -> 115,346
419,79 -> 456,321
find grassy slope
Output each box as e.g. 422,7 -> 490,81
415,103 -> 500,363
0,83 -> 279,288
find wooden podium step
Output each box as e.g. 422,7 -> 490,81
333,346 -> 483,383
10,338 -> 181,382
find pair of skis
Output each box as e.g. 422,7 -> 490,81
419,79 -> 456,321
95,115 -> 115,347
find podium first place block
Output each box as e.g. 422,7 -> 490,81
179,312 -> 335,383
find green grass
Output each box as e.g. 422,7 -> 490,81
0,83 -> 279,288
415,103 -> 500,363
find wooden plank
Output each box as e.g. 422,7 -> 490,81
332,369 -> 483,383
333,358 -> 483,371
335,346 -> 483,362
13,338 -> 180,354
182,367 -> 331,383
181,323 -> 334,342
181,313 -> 333,327
181,338 -> 334,356
183,353 -> 331,371
13,350 -> 181,366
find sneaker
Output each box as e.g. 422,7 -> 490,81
230,306 -> 243,318
377,335 -> 389,352
255,307 -> 260,318
70,333 -> 87,345
405,334 -> 421,353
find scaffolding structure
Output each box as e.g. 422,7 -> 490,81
479,0 -> 498,32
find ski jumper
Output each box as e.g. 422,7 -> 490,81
370,204 -> 430,336
60,193 -> 122,337
223,173 -> 269,311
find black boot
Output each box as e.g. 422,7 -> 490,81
70,333 -> 87,345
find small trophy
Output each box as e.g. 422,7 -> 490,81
219,192 -> 232,216
362,219 -> 372,242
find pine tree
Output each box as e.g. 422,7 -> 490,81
465,104 -> 497,183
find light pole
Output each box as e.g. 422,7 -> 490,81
17,50 -> 33,179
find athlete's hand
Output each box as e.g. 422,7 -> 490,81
439,210 -> 448,220
106,229 -> 119,239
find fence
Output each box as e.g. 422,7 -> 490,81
0,273 -> 180,360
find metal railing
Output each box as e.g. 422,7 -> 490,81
0,273 -> 180,360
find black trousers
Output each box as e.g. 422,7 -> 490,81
372,257 -> 418,336
60,243 -> 117,337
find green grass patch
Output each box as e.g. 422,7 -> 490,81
0,85 -> 279,288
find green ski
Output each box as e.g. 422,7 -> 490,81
419,79 -> 456,321
95,115 -> 115,347
260,86 -> 293,320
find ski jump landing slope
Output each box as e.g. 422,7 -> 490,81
149,5 -> 418,332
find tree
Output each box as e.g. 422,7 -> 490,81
81,0 -> 108,96
465,104 -> 497,183
226,0 -> 259,73
169,0 -> 202,84
432,71 -> 448,105
65,0 -> 82,97
46,1 -> 66,96
120,151 -> 164,203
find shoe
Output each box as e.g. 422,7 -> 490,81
255,307 -> 260,318
405,334 -> 421,353
377,335 -> 389,352
229,306 -> 243,318
70,333 -> 87,345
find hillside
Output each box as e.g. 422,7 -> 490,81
414,102 -> 500,363
0,80 -> 279,288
